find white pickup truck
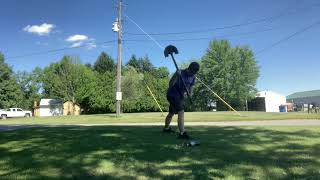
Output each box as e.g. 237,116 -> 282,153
0,108 -> 32,119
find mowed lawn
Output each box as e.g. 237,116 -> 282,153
0,126 -> 320,179
0,111 -> 320,125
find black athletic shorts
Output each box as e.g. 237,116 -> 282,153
167,95 -> 184,114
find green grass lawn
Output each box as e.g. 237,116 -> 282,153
0,111 -> 320,125
0,126 -> 320,179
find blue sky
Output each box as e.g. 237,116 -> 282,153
1,0 -> 320,96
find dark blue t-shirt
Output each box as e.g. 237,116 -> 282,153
167,69 -> 195,99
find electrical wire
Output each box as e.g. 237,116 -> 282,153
256,20 -> 320,55
124,14 -> 164,49
6,40 -> 117,60
123,28 -> 276,43
124,4 -> 320,36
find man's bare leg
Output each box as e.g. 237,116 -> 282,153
165,112 -> 175,128
177,110 -> 185,133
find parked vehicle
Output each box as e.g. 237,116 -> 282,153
0,108 -> 32,119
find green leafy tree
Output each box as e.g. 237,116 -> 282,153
15,68 -> 42,110
143,73 -> 169,112
126,55 -> 139,69
121,66 -> 144,112
123,55 -> 170,112
87,71 -> 116,113
193,40 -> 259,110
229,46 -> 260,109
85,63 -> 92,69
126,55 -> 155,73
42,56 -> 97,114
151,67 -> 170,79
94,52 -> 115,74
0,53 -> 24,109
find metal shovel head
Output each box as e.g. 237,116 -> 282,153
164,45 -> 179,57
186,140 -> 200,147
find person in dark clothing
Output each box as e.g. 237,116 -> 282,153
163,62 -> 200,139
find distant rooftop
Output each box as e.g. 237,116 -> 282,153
287,90 -> 320,99
40,99 -> 63,106
258,90 -> 285,97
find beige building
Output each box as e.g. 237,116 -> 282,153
34,99 -> 81,117
63,101 -> 81,115
33,99 -> 64,117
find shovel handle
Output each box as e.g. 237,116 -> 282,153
170,54 -> 193,104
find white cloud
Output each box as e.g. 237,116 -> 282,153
23,23 -> 55,36
66,34 -> 96,50
66,34 -> 88,42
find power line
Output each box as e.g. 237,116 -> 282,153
124,38 -> 209,42
123,28 -> 276,42
124,15 -> 281,36
124,3 -> 320,36
256,20 -> 320,55
6,40 -> 116,60
125,19 -> 276,36
6,4 -> 318,61
125,14 -> 164,49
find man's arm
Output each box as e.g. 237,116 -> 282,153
169,71 -> 180,88
189,86 -> 193,96
188,77 -> 196,96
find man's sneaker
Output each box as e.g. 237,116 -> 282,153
178,131 -> 191,139
163,127 -> 175,133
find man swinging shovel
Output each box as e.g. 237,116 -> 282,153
163,45 -> 200,140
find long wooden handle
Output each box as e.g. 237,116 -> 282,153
170,54 -> 193,104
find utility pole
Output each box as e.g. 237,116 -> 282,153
115,0 -> 123,116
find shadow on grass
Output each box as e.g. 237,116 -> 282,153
0,126 -> 320,179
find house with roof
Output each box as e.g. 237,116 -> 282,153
34,99 -> 81,117
248,91 -> 286,112
34,99 -> 64,117
287,90 -> 320,110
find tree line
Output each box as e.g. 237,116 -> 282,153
0,40 -> 259,113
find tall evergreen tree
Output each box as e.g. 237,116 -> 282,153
126,55 -> 154,73
94,52 -> 115,74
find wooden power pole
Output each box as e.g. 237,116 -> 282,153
115,0 -> 122,116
